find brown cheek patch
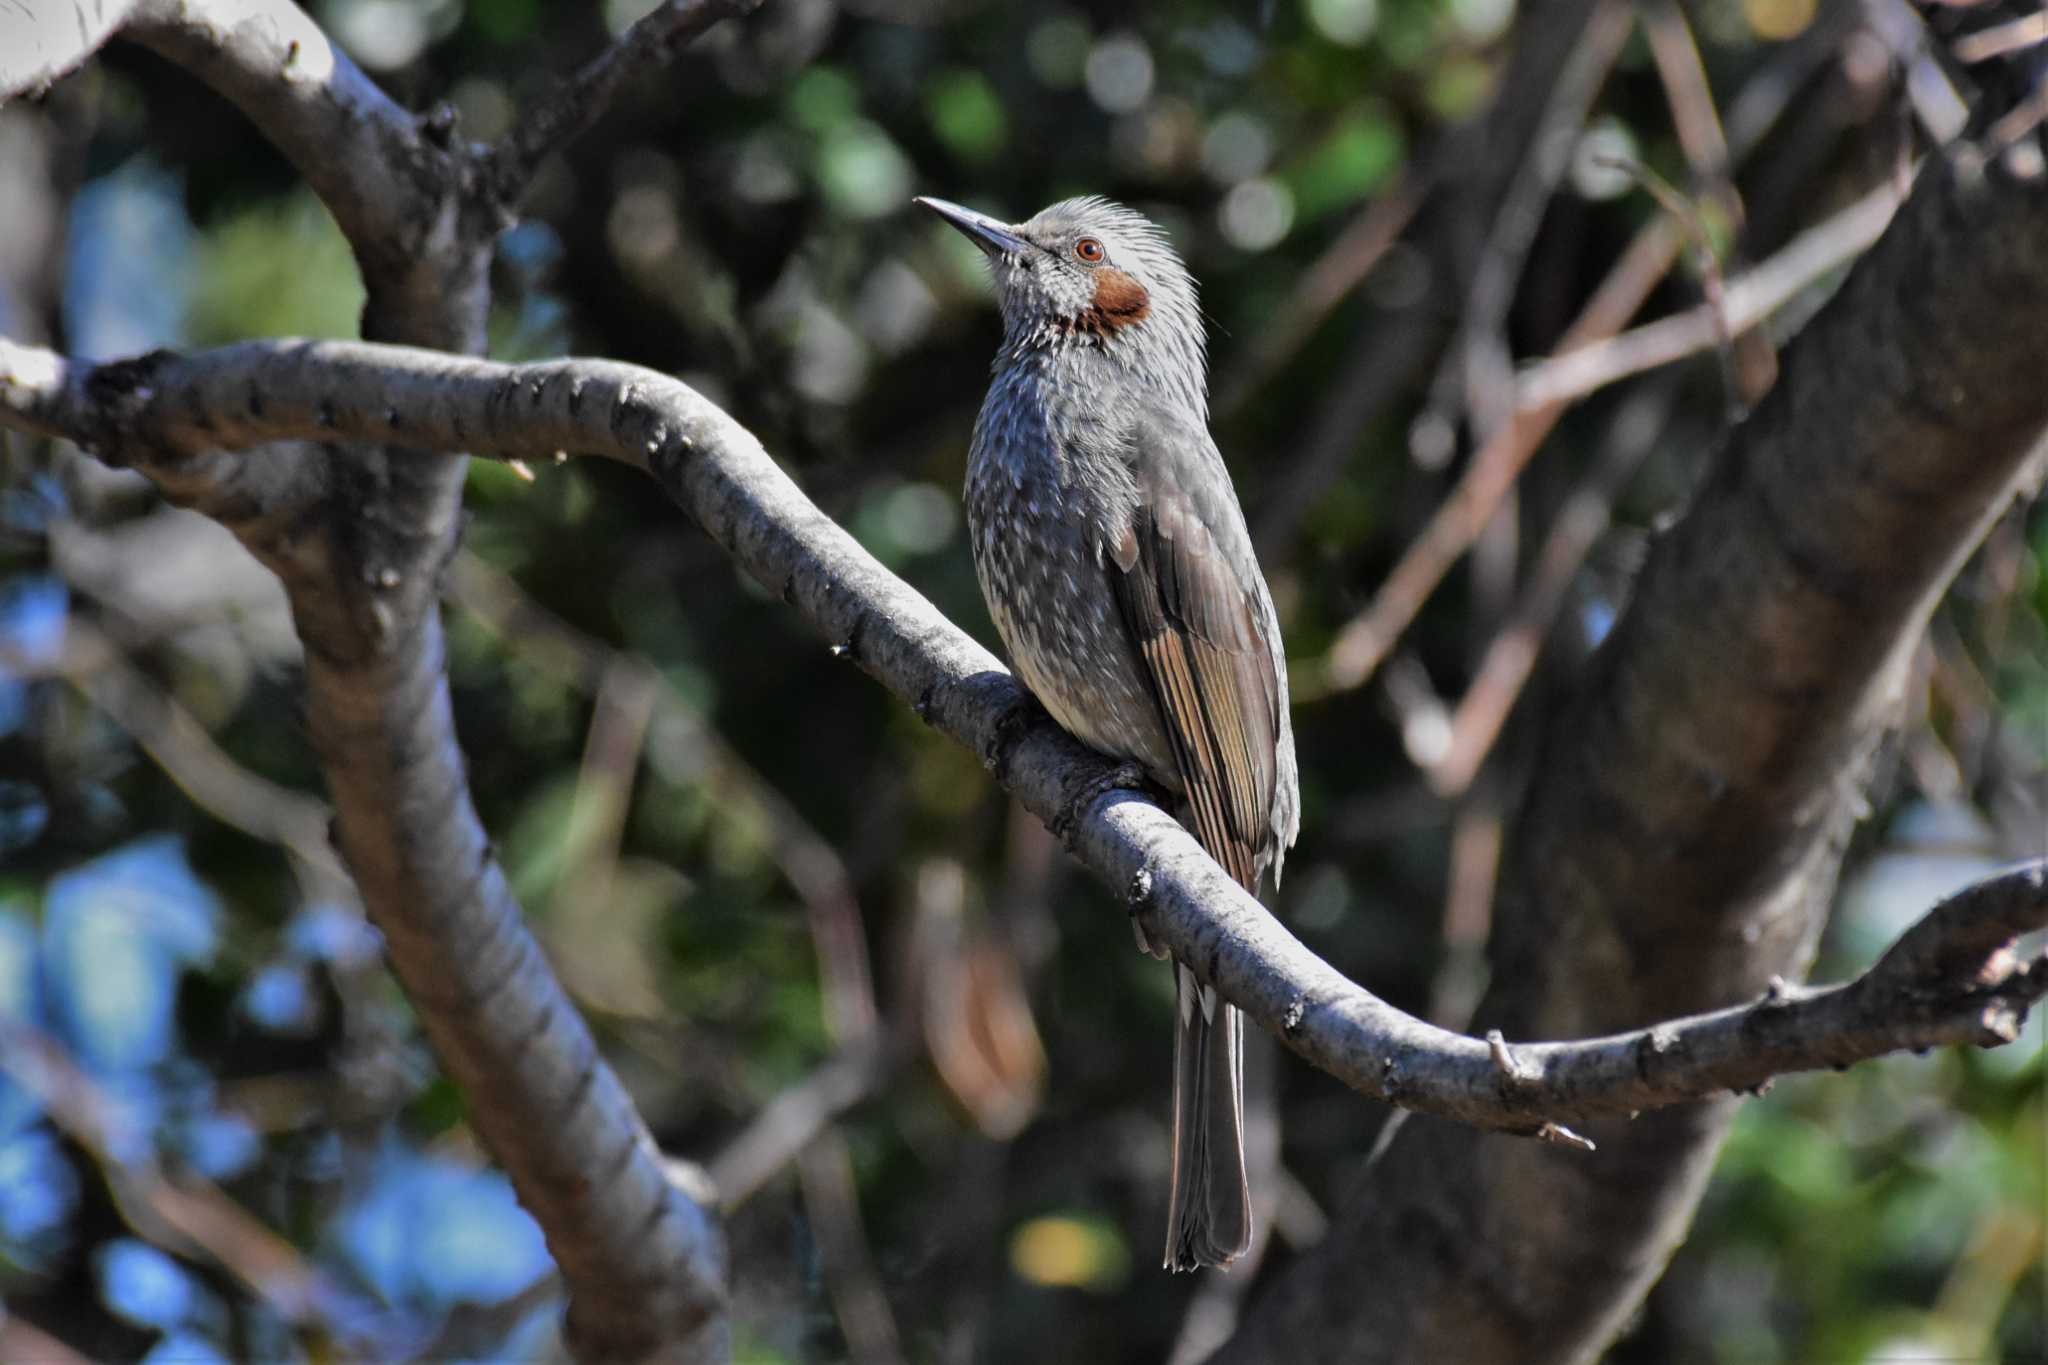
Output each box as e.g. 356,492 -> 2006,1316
1089,269 -> 1151,329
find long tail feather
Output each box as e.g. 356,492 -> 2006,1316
1164,964 -> 1251,1271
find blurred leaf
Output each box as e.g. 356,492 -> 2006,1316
1008,1213 -> 1130,1293
817,122 -> 915,220
1285,105 -> 1403,220
468,0 -> 537,45
786,67 -> 859,136
926,70 -> 1009,163
187,190 -> 362,345
922,901 -> 1045,1139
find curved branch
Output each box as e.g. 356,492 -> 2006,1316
68,1 -> 747,1357
1223,131 -> 2048,1365
122,0 -> 489,349
5,326 -> 2042,1130
1,0 -> 144,99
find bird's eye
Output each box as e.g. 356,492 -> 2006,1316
1073,237 -> 1105,264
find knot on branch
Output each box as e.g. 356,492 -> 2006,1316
977,690 -> 1041,782
1051,759 -> 1157,849
81,350 -> 176,461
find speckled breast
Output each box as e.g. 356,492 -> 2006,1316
964,439 -> 1180,790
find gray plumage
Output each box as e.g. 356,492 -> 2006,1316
916,194 -> 1300,1271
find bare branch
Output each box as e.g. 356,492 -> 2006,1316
488,0 -> 761,205
1312,48 -> 1888,696
1226,123 -> 2048,1365
1514,174 -> 1910,411
448,552 -> 880,1044
1251,0 -> 1622,556
1423,381 -> 1677,796
1425,0 -> 1634,440
707,1034 -> 896,1209
0,0 -> 145,98
79,0 -> 751,1354
5,621 -> 345,887
4,326 -> 2042,1130
0,1023 -> 400,1355
1952,9 -> 2048,63
1214,176 -> 1420,417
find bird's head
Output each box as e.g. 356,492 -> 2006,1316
916,195 -> 1207,409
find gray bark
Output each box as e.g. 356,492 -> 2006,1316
1,3 -> 2043,1362
1216,145 -> 2048,1365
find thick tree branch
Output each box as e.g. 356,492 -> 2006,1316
58,1 -> 746,1357
122,0 -> 485,348
1222,137 -> 2048,1365
1,0 -> 144,99
8,17 -> 2044,1355
3,314 -> 2042,1132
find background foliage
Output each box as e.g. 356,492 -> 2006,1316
1,0 -> 2042,1360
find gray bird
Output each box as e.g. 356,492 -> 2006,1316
916,194 -> 1300,1271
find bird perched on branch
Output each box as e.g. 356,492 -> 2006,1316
915,194 -> 1299,1271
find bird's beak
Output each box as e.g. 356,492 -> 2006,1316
914,196 -> 1032,258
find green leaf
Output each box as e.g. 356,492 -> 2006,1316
1286,106 -> 1404,220
926,70 -> 1009,163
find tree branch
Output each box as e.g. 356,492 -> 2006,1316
1513,173 -> 1909,412
1221,132 -> 2048,1365
487,0 -> 760,206
123,0 -> 488,349
0,1022 -> 399,1355
75,1 -> 748,1356
1317,71 -> 1903,697
1,0 -> 145,99
4,323 -> 2041,1130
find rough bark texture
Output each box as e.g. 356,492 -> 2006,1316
15,1 -> 746,1358
3,2 -> 2044,1360
1217,148 -> 2048,1365
3,324 -> 2041,1143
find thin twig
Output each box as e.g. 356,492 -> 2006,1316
1423,380 -> 1679,796
796,1127 -> 906,1365
1952,9 -> 2048,63
1428,0 -> 1635,442
0,1023 -> 399,1354
0,1315 -> 95,1365
489,0 -> 759,204
1514,174 -> 1909,412
1638,0 -> 1784,425
1314,28 -> 1870,693
3,625 -> 345,889
1316,221 -> 1677,695
552,656 -> 664,1017
1641,0 -> 1735,188
706,1033 -> 894,1209
1250,0 -> 1646,556
1215,175 -> 1421,417
448,551 -> 880,1044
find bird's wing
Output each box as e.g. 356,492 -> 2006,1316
1105,426 -> 1283,893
